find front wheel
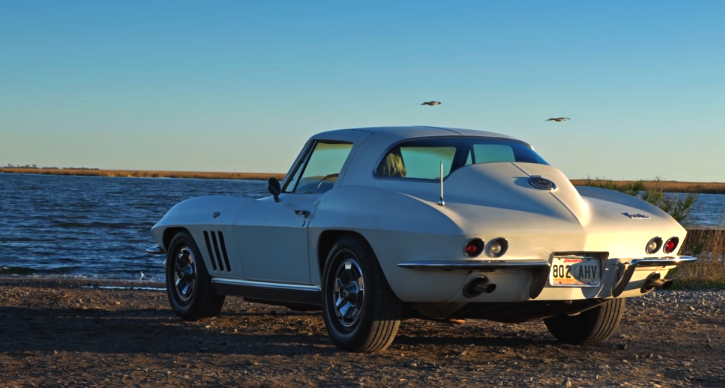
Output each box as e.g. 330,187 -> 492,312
544,298 -> 626,344
321,235 -> 402,352
166,231 -> 225,321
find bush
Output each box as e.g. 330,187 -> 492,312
582,178 -> 698,224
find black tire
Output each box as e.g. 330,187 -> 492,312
544,298 -> 626,345
321,235 -> 402,352
166,231 -> 225,321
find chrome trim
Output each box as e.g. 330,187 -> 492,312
485,238 -> 508,258
437,161 -> 445,206
145,245 -> 165,255
645,236 -> 663,254
612,255 -> 697,297
211,278 -> 321,292
528,175 -> 557,191
623,212 -> 650,219
397,260 -> 550,271
627,256 -> 697,267
663,237 -> 680,254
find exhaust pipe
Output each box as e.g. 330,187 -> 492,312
464,276 -> 497,298
641,273 -> 673,293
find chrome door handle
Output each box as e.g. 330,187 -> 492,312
294,210 -> 311,218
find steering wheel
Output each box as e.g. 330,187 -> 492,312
316,173 -> 339,190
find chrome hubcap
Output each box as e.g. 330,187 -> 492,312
174,247 -> 196,302
332,258 -> 364,327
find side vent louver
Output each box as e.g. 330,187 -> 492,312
203,230 -> 232,272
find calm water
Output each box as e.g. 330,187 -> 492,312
1,173 -> 723,279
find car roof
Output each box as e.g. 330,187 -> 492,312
311,126 -> 526,145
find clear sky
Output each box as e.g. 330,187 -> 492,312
1,1 -> 723,181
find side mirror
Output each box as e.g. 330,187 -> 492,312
268,177 -> 281,202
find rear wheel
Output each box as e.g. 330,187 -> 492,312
166,231 -> 225,320
544,298 -> 626,344
321,235 -> 402,352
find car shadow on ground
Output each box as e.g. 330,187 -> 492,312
1,305 -> 575,356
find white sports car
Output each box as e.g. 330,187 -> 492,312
147,126 -> 696,352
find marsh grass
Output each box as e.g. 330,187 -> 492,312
0,168 -> 285,181
673,228 -> 725,288
571,178 -> 725,194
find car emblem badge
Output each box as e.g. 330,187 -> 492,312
528,175 -> 556,191
213,211 -> 221,218
623,212 -> 650,219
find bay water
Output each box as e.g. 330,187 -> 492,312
1,173 -> 723,279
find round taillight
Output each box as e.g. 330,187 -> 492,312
465,238 -> 484,257
645,237 -> 663,255
663,237 -> 679,254
486,238 -> 508,258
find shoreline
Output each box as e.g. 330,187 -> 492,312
0,168 -> 286,181
2,168 -> 724,193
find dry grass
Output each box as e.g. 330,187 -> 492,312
0,168 -> 285,181
2,169 -> 723,192
571,179 -> 725,194
674,228 -> 725,288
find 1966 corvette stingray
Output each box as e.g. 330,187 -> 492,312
147,126 -> 696,352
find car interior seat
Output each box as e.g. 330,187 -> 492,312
376,147 -> 407,177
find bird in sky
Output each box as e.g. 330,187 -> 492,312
546,117 -> 570,122
421,101 -> 441,106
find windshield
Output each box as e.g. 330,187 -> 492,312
375,137 -> 548,180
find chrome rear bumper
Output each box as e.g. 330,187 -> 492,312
612,255 -> 697,297
398,255 -> 698,299
397,260 -> 550,271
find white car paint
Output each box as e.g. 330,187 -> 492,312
151,126 -> 695,320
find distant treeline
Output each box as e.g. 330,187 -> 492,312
1,167 -> 724,192
0,167 -> 285,181
4,164 -> 99,170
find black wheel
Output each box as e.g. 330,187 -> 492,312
166,231 -> 225,321
321,235 -> 402,352
544,298 -> 626,345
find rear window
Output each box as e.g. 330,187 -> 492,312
375,137 -> 547,180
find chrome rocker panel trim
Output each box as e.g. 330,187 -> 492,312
612,255 -> 697,297
211,278 -> 322,306
398,260 -> 550,299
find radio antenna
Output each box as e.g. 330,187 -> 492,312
437,161 -> 445,206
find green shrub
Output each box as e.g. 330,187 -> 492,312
582,178 -> 697,224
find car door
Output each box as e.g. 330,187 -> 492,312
234,140 -> 354,284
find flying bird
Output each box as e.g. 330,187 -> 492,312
546,117 -> 570,122
421,101 -> 441,106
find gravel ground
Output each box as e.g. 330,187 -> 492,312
0,277 -> 723,387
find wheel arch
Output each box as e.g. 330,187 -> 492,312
163,227 -> 190,253
317,230 -> 378,278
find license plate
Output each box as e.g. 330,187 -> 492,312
549,256 -> 600,287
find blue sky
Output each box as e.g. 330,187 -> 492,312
1,1 -> 723,181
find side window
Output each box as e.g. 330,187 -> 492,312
472,144 -> 516,163
286,141 -> 353,194
376,146 -> 455,180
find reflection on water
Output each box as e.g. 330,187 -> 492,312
1,173 -> 723,278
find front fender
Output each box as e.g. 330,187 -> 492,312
151,196 -> 255,247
